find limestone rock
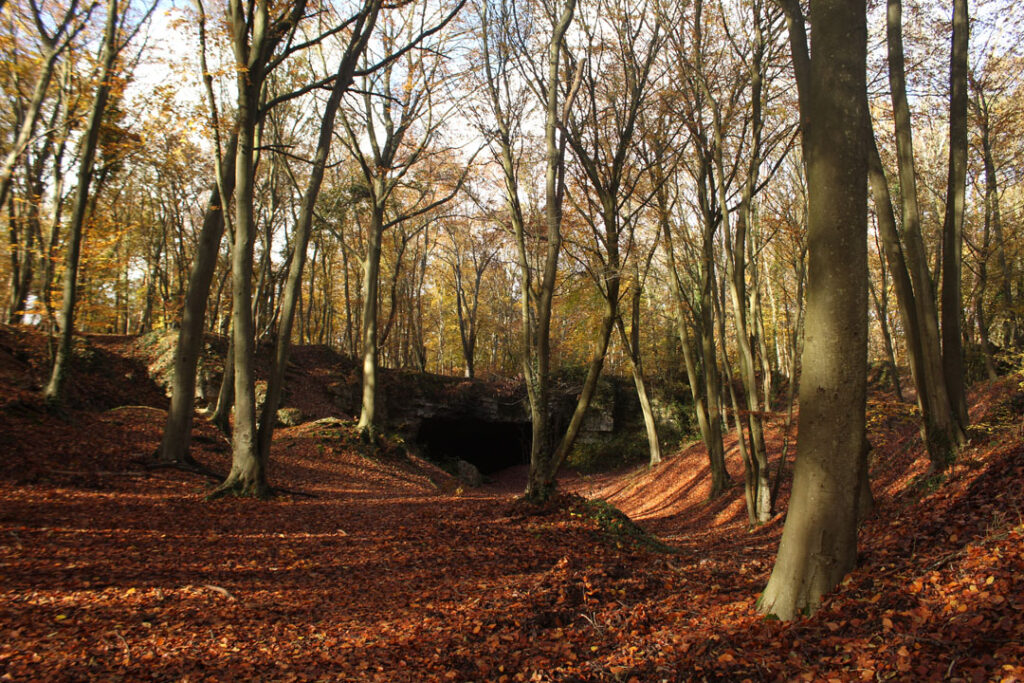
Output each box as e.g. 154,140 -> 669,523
455,459 -> 484,487
276,407 -> 304,427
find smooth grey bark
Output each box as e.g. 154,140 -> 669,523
213,0 -> 310,498
721,82 -> 771,524
356,201 -> 383,435
940,0 -> 970,428
760,0 -> 868,620
43,0 -> 120,405
487,0 -> 575,501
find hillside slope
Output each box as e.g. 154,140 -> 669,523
0,326 -> 1022,681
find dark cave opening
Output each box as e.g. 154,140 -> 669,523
414,417 -> 531,474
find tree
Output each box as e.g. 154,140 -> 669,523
759,0 -> 868,619
440,210 -> 499,378
213,0 -> 311,496
0,0 -> 92,212
252,0 -> 382,466
940,0 -> 970,426
45,0 -> 152,404
547,0 -> 666,481
473,0 -> 578,500
882,0 -> 966,470
339,0 -> 470,438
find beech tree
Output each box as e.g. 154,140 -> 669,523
213,0 -> 311,496
548,0 -> 666,479
759,0 -> 868,619
473,0 -> 578,500
254,0 -> 382,465
338,0 -> 470,438
45,0 -> 154,404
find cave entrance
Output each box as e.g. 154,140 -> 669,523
415,417 -> 531,474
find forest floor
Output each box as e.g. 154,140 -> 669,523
1,326 -> 1023,682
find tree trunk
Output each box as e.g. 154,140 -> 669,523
257,4 -> 378,460
548,294 -> 617,478
660,197 -> 727,496
976,93 -> 1015,347
356,204 -> 384,437
760,0 -> 867,620
158,135 -> 238,463
523,0 -> 575,502
43,0 -> 120,405
886,0 -> 964,468
216,75 -> 265,496
211,331 -> 235,434
940,0 -> 970,427
617,278 -> 661,466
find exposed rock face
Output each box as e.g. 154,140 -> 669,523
133,331 -> 690,473
277,407 -> 304,427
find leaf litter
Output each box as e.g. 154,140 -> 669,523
1,327 -> 1022,681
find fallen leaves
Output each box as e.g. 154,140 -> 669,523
1,330 -> 1024,681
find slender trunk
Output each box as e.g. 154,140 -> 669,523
616,279 -> 661,466
941,0 -> 970,427
524,0 -> 575,502
700,228 -> 728,497
977,95 -> 1015,347
549,292 -> 617,477
661,196 -> 727,490
257,5 -> 378,459
7,196 -> 34,324
356,204 -> 384,437
158,135 -> 238,463
211,331 -> 235,432
43,0 -> 119,405
887,0 -> 963,467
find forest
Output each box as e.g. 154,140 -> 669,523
1,0 -> 1023,678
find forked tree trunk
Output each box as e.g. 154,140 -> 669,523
886,0 -> 964,468
523,0 -> 575,502
217,78 -> 266,497
258,1 -> 378,458
258,2 -> 379,459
